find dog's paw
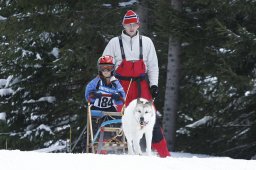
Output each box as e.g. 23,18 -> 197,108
146,151 -> 152,156
134,150 -> 142,155
127,147 -> 134,155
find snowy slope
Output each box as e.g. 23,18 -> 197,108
0,150 -> 255,170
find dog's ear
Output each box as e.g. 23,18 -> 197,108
137,98 -> 143,104
145,100 -> 153,106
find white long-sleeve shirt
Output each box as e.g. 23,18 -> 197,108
102,31 -> 159,87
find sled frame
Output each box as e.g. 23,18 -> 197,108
86,103 -> 127,154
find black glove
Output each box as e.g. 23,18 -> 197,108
150,85 -> 159,98
111,92 -> 121,101
90,91 -> 102,98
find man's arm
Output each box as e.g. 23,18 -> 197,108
146,38 -> 159,87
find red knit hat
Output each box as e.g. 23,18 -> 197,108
122,10 -> 139,25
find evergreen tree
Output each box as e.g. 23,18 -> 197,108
178,0 -> 255,158
0,0 -> 122,151
154,0 -> 256,158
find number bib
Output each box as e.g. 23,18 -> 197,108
94,96 -> 113,108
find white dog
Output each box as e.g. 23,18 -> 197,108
122,98 -> 156,155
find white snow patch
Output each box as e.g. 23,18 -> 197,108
21,130 -> 32,139
55,124 -> 70,132
176,127 -> 190,135
36,53 -> 42,60
0,15 -> 7,21
245,91 -> 250,96
39,32 -> 53,43
37,124 -> 54,135
36,140 -> 67,153
51,47 -> 59,58
0,79 -> 7,87
0,88 -> 14,96
5,75 -> 13,87
23,96 -> 56,104
22,49 -> 33,57
219,48 -> 231,54
186,116 -> 213,128
23,99 -> 36,103
38,96 -> 56,103
0,112 -> 6,121
102,4 -> 112,7
119,0 -> 137,7
30,114 -> 39,121
0,150 -> 255,170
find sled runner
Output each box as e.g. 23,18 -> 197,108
86,95 -> 127,154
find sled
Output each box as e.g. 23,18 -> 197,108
86,95 -> 127,154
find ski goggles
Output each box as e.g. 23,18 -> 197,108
99,65 -> 115,72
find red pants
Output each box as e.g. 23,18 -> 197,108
121,79 -> 151,106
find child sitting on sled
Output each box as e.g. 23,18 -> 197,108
84,55 -> 126,154
85,55 -> 125,112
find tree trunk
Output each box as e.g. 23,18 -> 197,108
163,0 -> 182,151
136,0 -> 148,34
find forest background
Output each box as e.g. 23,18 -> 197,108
0,0 -> 255,160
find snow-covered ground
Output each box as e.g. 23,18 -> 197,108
0,150 -> 255,170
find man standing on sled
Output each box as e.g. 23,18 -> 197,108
102,10 -> 170,157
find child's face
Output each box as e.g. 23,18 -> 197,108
102,70 -> 111,78
99,64 -> 114,78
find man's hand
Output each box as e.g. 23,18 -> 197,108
150,85 -> 159,98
